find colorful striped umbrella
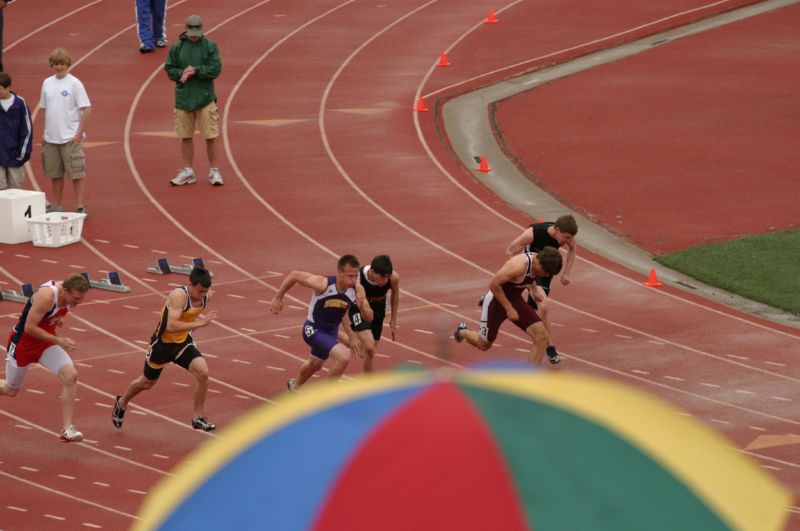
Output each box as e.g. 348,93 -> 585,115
136,367 -> 790,530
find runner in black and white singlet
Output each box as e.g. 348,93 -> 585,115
348,254 -> 400,372
271,254 -> 373,391
455,248 -> 562,365
504,214 -> 578,363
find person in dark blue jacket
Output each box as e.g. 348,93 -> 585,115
0,71 -> 32,189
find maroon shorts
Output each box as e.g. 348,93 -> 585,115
480,291 -> 541,343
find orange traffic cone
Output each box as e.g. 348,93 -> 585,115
414,97 -> 429,112
485,8 -> 499,24
437,52 -> 451,67
476,156 -> 492,172
643,268 -> 663,287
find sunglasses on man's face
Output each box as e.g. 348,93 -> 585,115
187,24 -> 202,29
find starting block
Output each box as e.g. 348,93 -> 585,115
146,257 -> 212,276
81,271 -> 131,293
0,283 -> 34,303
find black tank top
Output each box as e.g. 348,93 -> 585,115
360,266 -> 391,310
525,222 -> 559,253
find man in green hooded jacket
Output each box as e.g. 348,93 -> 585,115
164,14 -> 224,186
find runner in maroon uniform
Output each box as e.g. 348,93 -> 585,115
504,214 -> 578,363
455,247 -> 562,365
1,274 -> 89,442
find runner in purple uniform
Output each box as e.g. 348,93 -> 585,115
271,255 -> 373,391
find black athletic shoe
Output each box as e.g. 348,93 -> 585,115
546,345 -> 561,364
192,416 -> 216,431
112,395 -> 126,428
454,322 -> 468,343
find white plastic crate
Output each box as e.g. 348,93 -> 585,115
25,212 -> 87,248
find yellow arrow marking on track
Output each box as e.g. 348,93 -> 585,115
235,119 -> 309,127
745,434 -> 800,451
331,108 -> 396,115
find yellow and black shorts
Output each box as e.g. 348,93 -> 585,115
143,337 -> 201,380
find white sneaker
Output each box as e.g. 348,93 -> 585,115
209,168 -> 224,186
156,39 -> 168,48
170,168 -> 196,186
60,425 -> 84,442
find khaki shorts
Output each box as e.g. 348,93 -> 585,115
41,140 -> 86,180
175,101 -> 219,140
0,166 -> 25,189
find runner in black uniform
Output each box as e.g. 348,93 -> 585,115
348,255 -> 400,372
504,214 -> 577,364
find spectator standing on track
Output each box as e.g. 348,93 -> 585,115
40,47 -> 91,215
271,255 -> 373,391
1,274 -> 90,442
112,267 -> 218,432
0,0 -> 14,72
348,254 -> 400,373
0,72 -> 32,190
455,247 -> 562,365
165,14 -> 224,187
504,214 -> 578,364
135,0 -> 168,53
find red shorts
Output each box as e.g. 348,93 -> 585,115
7,332 -> 53,368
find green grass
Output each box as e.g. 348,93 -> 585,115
654,230 -> 800,315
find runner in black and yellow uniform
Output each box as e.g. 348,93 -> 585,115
112,267 -> 218,431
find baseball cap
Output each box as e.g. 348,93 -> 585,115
185,15 -> 204,37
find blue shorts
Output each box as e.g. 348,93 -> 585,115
302,320 -> 339,360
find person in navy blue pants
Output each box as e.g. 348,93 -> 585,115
135,0 -> 167,53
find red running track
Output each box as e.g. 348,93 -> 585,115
1,0 -> 797,528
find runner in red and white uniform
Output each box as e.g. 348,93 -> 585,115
1,273 -> 89,442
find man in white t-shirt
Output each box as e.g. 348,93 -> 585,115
40,47 -> 92,216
